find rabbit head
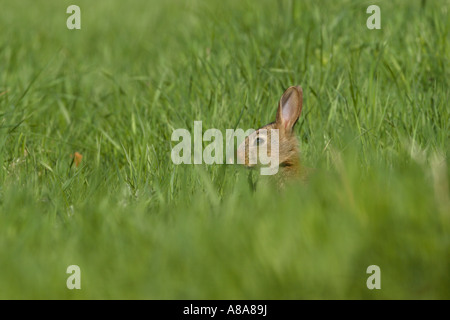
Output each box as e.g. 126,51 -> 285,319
236,86 -> 303,177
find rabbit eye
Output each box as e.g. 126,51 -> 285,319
254,137 -> 265,146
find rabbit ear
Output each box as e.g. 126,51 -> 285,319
276,86 -> 303,132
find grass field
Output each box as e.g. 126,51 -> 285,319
0,0 -> 449,299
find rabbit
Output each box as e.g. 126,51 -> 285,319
236,85 -> 305,186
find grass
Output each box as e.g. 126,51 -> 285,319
0,0 -> 449,299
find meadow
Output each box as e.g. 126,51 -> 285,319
0,0 -> 448,299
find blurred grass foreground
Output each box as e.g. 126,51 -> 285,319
0,0 -> 449,299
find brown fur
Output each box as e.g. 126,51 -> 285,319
237,86 -> 305,187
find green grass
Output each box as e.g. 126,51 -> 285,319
0,0 -> 449,299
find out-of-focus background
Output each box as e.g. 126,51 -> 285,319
0,0 -> 448,299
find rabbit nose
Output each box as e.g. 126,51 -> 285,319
236,147 -> 244,164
